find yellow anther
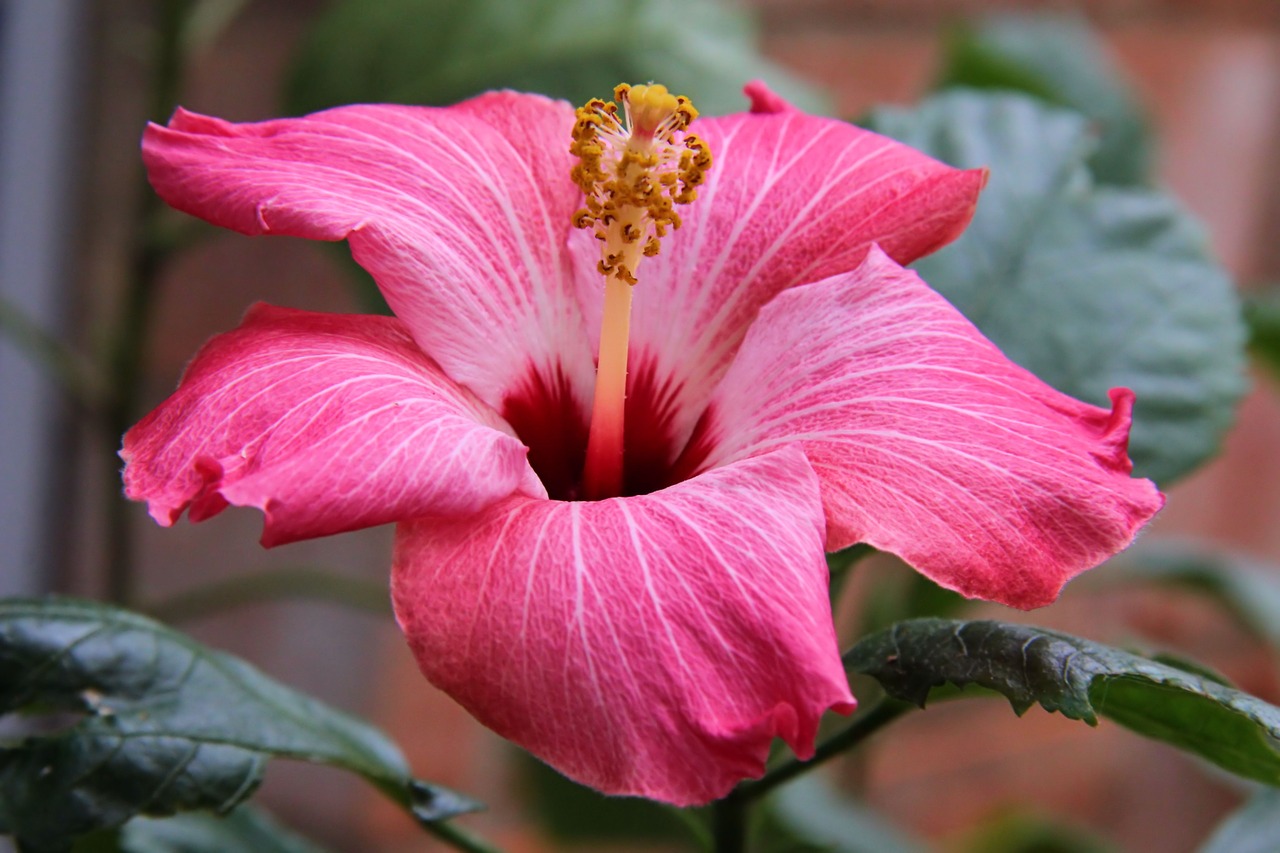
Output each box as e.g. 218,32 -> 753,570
624,84 -> 680,138
569,83 -> 712,283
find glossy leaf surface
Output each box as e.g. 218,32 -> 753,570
0,598 -> 477,849
847,618 -> 1280,786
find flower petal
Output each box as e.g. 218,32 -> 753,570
571,89 -> 986,485
391,448 -> 855,805
143,94 -> 595,416
122,304 -> 541,546
687,248 -> 1164,609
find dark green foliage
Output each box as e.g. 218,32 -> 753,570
114,806 -> 325,853
0,598 -> 478,850
1245,287 -> 1280,378
847,618 -> 1280,786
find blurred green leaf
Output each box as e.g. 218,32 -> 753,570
1245,287 -> 1280,378
860,569 -> 971,638
286,0 -> 826,314
1200,788 -> 1280,853
517,752 -> 693,845
846,618 -> 1280,786
957,811 -> 1116,853
1110,541 -> 1280,650
0,597 -> 478,850
287,0 -> 826,117
937,15 -> 1151,185
760,775 -> 926,853
866,92 -> 1247,485
117,806 -> 326,853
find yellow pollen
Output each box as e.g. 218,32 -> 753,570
574,83 -> 712,501
569,82 -> 710,285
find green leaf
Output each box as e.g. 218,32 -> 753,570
936,15 -> 1152,185
1109,541 -> 1280,650
117,806 -> 326,853
957,811 -> 1116,853
1200,788 -> 1280,853
760,775 -> 926,853
286,0 -> 826,118
1245,287 -> 1280,378
517,752 -> 690,845
845,618 -> 1280,787
865,91 -> 1248,484
0,597 -> 479,850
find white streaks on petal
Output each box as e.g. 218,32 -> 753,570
392,448 -> 854,806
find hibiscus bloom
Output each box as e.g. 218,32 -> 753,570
123,81 -> 1163,805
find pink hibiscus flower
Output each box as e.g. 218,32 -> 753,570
123,81 -> 1163,805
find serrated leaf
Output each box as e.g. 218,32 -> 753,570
118,806 -> 325,853
1110,541 -> 1280,650
865,92 -> 1247,484
0,597 -> 479,850
937,15 -> 1152,185
286,0 -> 826,118
761,775 -> 926,853
1199,788 -> 1280,853
846,618 -> 1280,786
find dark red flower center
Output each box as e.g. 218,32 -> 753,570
501,356 -> 713,501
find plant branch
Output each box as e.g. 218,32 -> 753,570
711,792 -> 748,853
735,699 -> 912,802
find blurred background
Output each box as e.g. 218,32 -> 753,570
2,0 -> 1279,850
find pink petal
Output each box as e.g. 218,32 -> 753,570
744,79 -> 796,114
686,248 -> 1164,609
391,448 -> 855,805
122,304 -> 541,546
143,94 -> 596,419
570,92 -> 986,488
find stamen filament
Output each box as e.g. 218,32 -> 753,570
571,83 -> 711,500
582,274 -> 633,500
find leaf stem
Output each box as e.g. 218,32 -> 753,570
736,699 -> 912,802
143,566 -> 392,623
424,820 -> 506,853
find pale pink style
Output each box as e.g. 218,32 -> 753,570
123,82 -> 1163,805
